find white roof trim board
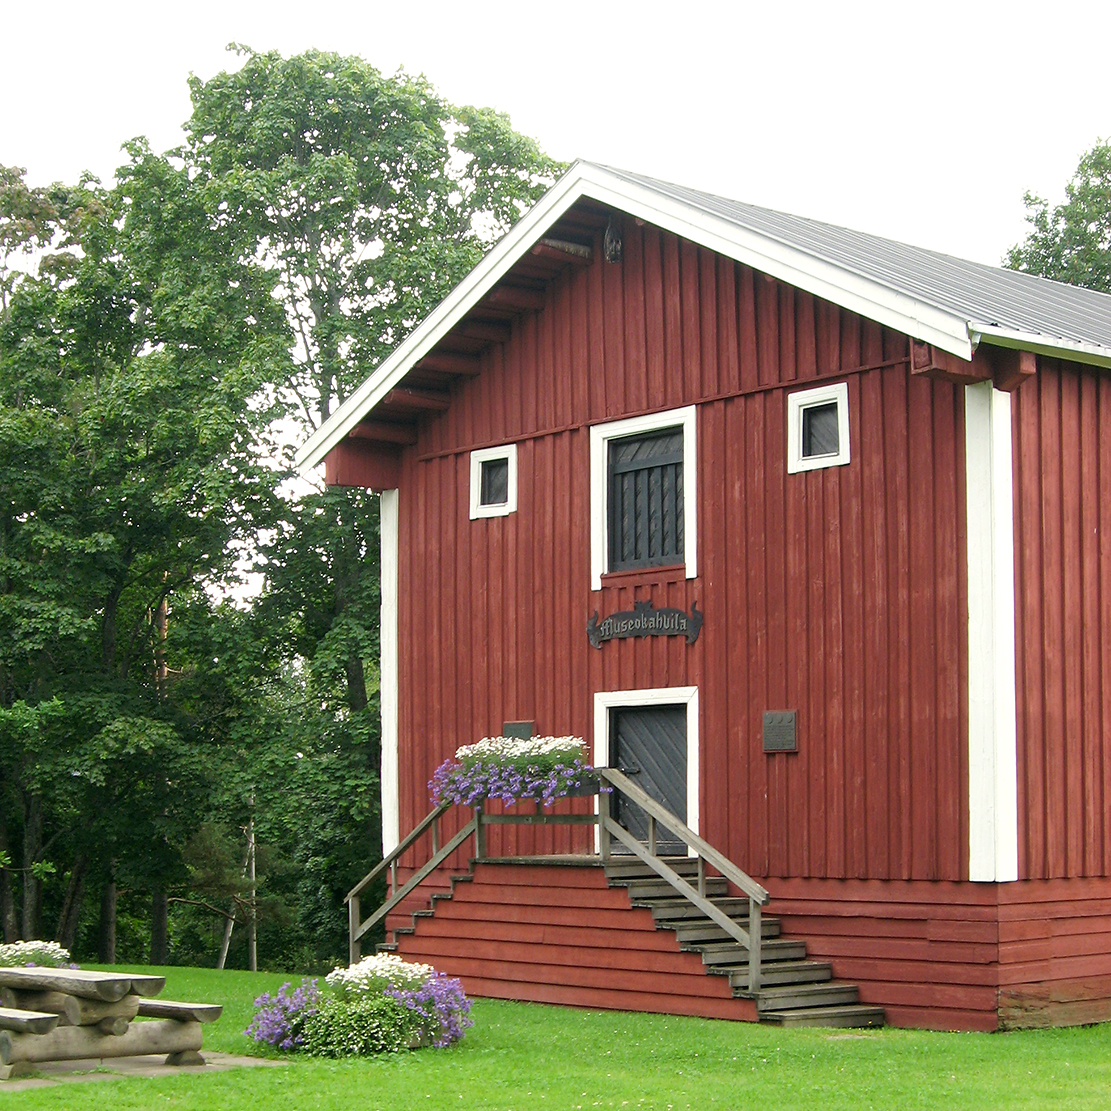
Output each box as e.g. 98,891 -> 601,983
297,161 -> 1111,470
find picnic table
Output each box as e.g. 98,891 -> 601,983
0,967 -> 221,1080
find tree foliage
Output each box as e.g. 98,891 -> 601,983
1006,140 -> 1111,291
0,47 -> 560,968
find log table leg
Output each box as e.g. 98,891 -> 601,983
1,1018 -> 203,1066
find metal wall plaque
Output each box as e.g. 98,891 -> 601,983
502,721 -> 534,740
763,711 -> 798,753
587,600 -> 703,649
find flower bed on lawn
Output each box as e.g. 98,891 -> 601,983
0,940 -> 75,968
429,735 -> 607,807
245,954 -> 472,1055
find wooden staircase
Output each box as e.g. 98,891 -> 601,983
378,857 -> 883,1029
605,858 -> 884,1028
355,768 -> 882,1028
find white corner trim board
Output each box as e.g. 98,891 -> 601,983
592,686 -> 700,854
964,383 -> 1019,883
589,405 -> 697,590
380,488 -> 400,855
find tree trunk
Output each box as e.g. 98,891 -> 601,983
345,652 -> 367,713
153,577 -> 168,692
101,586 -> 122,672
149,889 -> 168,965
216,841 -> 252,970
0,813 -> 17,943
54,856 -> 87,952
247,812 -> 257,973
20,792 -> 42,940
97,874 -> 116,964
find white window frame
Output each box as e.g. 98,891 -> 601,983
469,443 -> 517,519
589,405 -> 697,590
593,686 -> 700,854
786,381 -> 851,474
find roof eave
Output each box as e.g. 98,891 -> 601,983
971,323 -> 1111,370
295,162 -> 601,472
305,164 -> 1110,472
574,174 -> 975,363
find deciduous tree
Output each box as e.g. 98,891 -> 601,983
1006,140 -> 1111,291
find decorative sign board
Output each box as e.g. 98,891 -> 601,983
587,600 -> 703,649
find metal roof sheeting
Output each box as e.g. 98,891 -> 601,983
598,165 -> 1111,357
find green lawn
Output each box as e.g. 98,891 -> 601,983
5,965 -> 1110,1109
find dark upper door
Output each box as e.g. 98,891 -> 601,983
610,704 -> 687,854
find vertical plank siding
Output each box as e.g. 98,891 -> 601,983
1012,360 -> 1111,880
394,221 -> 968,884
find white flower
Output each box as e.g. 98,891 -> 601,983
0,940 -> 73,968
455,735 -> 585,762
326,953 -> 434,995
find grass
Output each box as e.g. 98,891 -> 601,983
3,965 -> 1110,1109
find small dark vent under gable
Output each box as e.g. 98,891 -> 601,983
608,427 -> 684,572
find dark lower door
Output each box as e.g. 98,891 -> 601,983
611,705 -> 687,854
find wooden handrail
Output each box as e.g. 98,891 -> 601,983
596,768 -> 769,904
346,801 -> 451,904
348,775 -> 769,990
597,767 -> 766,992
348,816 -> 476,964
603,818 -> 753,945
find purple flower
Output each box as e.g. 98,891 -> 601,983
384,973 -> 473,1048
430,756 -> 604,807
245,979 -> 320,1050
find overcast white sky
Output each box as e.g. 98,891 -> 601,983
3,0 -> 1108,266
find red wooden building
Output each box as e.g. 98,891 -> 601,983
297,163 -> 1111,1030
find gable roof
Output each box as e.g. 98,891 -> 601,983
297,160 -> 1111,470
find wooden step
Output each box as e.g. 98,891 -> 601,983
690,939 -> 807,965
376,943 -> 398,953
604,858 -> 702,880
720,960 -> 834,988
758,1003 -> 885,1028
756,982 -> 860,1012
623,878 -> 729,900
642,897 -> 752,920
412,909 -> 435,918
672,918 -> 781,943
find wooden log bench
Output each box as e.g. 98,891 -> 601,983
0,969 -> 222,1080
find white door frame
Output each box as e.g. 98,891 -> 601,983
593,686 -> 700,850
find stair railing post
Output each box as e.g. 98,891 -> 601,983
474,805 -> 486,860
348,895 -> 361,966
432,814 -> 440,856
697,857 -> 706,898
747,897 -> 762,994
598,786 -> 611,862
647,814 -> 657,858
389,859 -> 397,897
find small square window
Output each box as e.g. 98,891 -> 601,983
787,383 -> 850,474
469,444 -> 517,519
480,458 -> 509,506
802,402 -> 839,458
